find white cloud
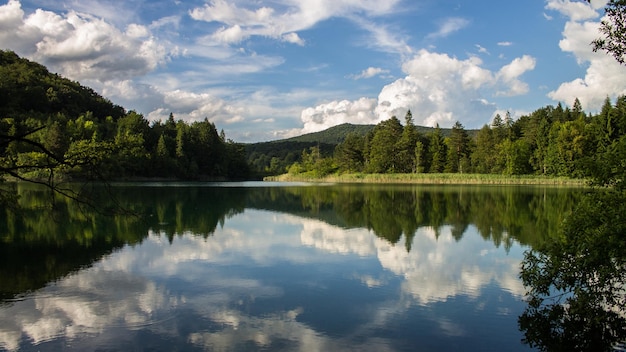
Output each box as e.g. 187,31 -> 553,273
352,66 -> 390,79
147,90 -> 245,124
126,23 -> 149,38
0,0 -> 21,28
375,50 -> 508,127
497,41 -> 512,47
299,97 -> 378,134
545,0 -> 603,21
495,55 -> 536,96
189,0 -> 275,26
281,32 -> 305,45
189,0 -> 402,46
427,17 -> 470,39
0,0 -> 171,82
558,20 -> 602,64
61,0 -> 139,26
296,49 -> 536,132
475,44 -> 489,54
546,2 -> 626,111
211,24 -> 246,43
349,16 -> 413,56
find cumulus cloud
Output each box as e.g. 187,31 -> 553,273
297,49 -> 536,131
0,0 -> 171,82
377,50 -> 527,126
147,90 -> 245,124
495,55 -> 536,96
211,24 -> 246,43
281,32 -> 305,45
299,97 -> 377,134
189,0 -> 401,46
546,0 -> 626,110
545,0 -> 602,21
126,23 -> 149,38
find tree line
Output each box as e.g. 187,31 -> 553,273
0,50 -> 249,185
288,97 -> 626,180
3,47 -> 626,184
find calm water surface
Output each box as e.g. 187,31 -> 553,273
0,182 -> 582,351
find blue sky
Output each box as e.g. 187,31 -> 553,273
1,0 -> 624,142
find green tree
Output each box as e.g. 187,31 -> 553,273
615,95 -> 626,136
428,124 -> 446,173
522,107 -> 553,175
499,139 -> 531,175
492,113 -> 507,143
445,121 -> 469,173
519,88 -> 626,352
43,120 -> 69,159
519,190 -> 626,351
367,116 -> 403,173
414,140 -> 427,173
471,124 -> 496,173
335,133 -> 365,172
590,0 -> 626,65
395,110 -> 420,173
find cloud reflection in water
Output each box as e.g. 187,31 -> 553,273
0,209 -> 528,351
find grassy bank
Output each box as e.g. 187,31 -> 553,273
264,173 -> 589,186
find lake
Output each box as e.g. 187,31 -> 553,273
0,182 -> 583,351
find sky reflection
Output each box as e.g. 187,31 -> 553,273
0,209 -> 531,351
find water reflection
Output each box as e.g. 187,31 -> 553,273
518,190 -> 626,351
0,183 -> 583,351
299,217 -> 525,304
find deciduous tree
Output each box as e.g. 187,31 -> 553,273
590,0 -> 626,65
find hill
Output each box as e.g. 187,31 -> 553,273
245,122 -> 479,175
0,50 -> 125,120
282,122 -> 478,145
0,50 -> 250,182
284,123 -> 375,144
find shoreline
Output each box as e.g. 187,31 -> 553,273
264,173 -> 590,186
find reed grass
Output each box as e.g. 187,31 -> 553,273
264,173 -> 589,186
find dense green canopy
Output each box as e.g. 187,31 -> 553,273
0,50 -> 250,195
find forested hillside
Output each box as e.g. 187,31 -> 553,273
245,121 -> 479,175
245,123 -> 374,174
0,50 -> 249,182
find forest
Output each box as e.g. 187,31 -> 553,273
0,50 -> 250,185
2,48 -> 626,186
284,100 -> 626,181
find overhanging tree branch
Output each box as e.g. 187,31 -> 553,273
589,0 -> 626,65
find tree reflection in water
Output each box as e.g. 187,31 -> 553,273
1,183 -> 582,302
519,190 -> 626,352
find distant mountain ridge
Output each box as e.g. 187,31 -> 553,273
283,123 -> 375,144
274,122 -> 478,145
244,122 -> 479,175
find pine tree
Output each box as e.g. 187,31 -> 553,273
445,121 -> 469,173
428,124 -> 446,173
396,110 -> 419,173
